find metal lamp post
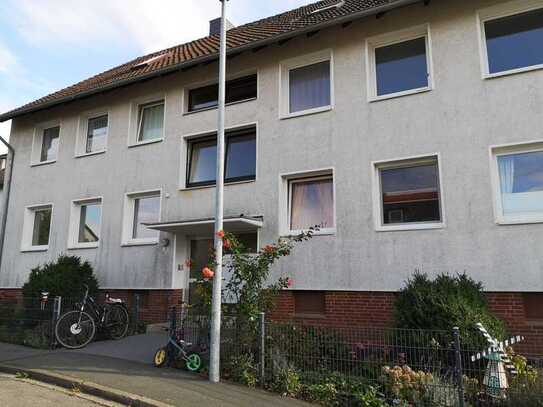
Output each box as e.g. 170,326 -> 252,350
209,0 -> 228,384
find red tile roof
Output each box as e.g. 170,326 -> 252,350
0,0 -> 420,121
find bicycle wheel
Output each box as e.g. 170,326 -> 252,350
106,304 -> 130,340
55,310 -> 96,349
186,352 -> 202,372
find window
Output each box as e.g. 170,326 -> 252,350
69,198 -> 102,248
492,143 -> 543,224
294,291 -> 326,315
137,101 -> 164,142
186,128 -> 256,188
21,204 -> 52,251
366,25 -> 432,101
287,173 -> 335,233
85,115 -> 108,153
280,50 -> 333,117
187,74 -> 257,112
123,191 -> 161,245
524,293 -> 543,320
40,126 -> 60,162
480,3 -> 543,77
373,156 -> 443,230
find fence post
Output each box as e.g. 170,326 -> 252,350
259,312 -> 265,387
133,293 -> 140,334
50,296 -> 61,349
453,327 -> 465,407
170,305 -> 177,335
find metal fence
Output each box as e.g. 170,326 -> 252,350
0,294 -> 144,349
173,309 -> 543,406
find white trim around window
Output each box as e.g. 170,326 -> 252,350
75,109 -> 109,158
279,167 -> 336,236
30,120 -> 61,166
477,0 -> 543,79
121,189 -> 162,246
68,197 -> 103,249
127,94 -> 166,147
279,49 -> 334,119
489,140 -> 543,225
371,153 -> 445,232
365,24 -> 434,102
21,203 -> 53,252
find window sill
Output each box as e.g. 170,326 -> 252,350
375,222 -> 444,232
369,86 -> 432,103
128,138 -> 164,148
179,179 -> 255,192
483,63 -> 543,80
121,240 -> 158,247
280,105 -> 332,120
31,159 -> 57,167
75,150 -> 106,159
183,97 -> 257,116
525,319 -> 543,327
293,313 -> 326,319
67,243 -> 99,250
283,228 -> 336,237
21,246 -> 49,253
496,217 -> 543,226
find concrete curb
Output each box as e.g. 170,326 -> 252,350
0,364 -> 173,407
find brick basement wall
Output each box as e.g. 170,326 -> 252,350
270,290 -> 543,356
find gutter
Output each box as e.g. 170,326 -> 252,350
0,0 -> 422,122
0,135 -> 14,269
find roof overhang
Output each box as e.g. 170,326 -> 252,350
144,215 -> 263,235
0,0 -> 422,122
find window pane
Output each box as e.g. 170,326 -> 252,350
78,203 -> 101,243
132,195 -> 160,239
294,291 -> 326,315
138,102 -> 164,141
225,134 -> 256,181
188,74 -> 257,112
498,151 -> 543,216
524,293 -> 543,320
86,115 -> 108,153
289,61 -> 331,113
485,8 -> 543,74
381,163 -> 441,224
40,126 -> 60,162
375,37 -> 428,96
188,139 -> 217,185
290,177 -> 334,230
32,209 -> 51,246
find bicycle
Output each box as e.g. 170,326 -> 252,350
153,304 -> 207,372
54,285 -> 130,349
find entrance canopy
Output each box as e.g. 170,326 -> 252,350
143,215 -> 263,236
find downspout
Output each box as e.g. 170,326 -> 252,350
0,135 -> 14,270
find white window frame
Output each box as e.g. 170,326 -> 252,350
279,168 -> 336,236
371,153 -> 445,232
31,120 -> 61,166
127,95 -> 166,147
21,203 -> 53,252
365,24 -> 434,102
489,140 -> 543,225
75,110 -> 109,158
279,49 -> 334,119
122,189 -> 162,246
477,0 -> 543,79
68,197 -> 103,249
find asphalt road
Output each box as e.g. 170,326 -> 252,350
0,374 -> 120,407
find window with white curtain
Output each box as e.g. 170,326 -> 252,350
494,147 -> 543,222
86,115 -> 108,153
288,175 -> 335,233
137,101 -> 164,142
40,126 -> 60,162
280,50 -> 333,118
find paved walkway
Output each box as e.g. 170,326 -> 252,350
0,338 -> 308,407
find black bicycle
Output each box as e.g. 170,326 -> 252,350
54,286 -> 130,349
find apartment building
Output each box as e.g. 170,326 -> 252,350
0,0 -> 542,347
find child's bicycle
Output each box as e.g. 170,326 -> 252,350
153,304 -> 207,372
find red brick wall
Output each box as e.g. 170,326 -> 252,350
0,288 -> 23,302
270,290 -> 543,356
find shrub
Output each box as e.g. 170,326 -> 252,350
271,366 -> 302,397
394,272 -> 507,350
22,255 -> 99,299
354,386 -> 388,407
227,353 -> 258,387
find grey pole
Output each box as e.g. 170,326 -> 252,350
209,0 -> 228,384
0,135 -> 14,270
